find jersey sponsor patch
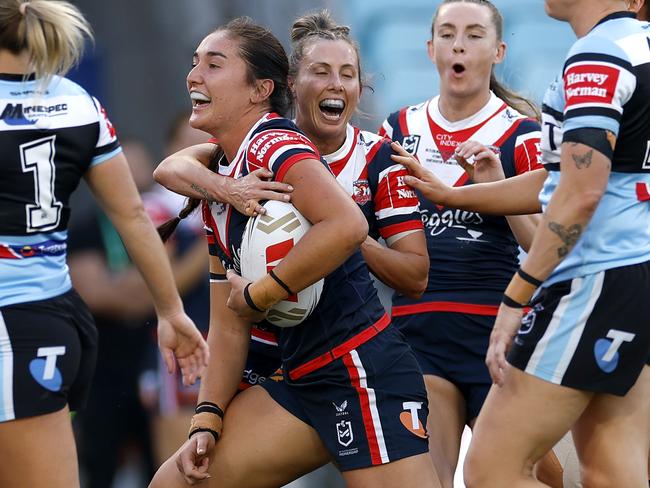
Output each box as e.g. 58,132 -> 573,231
563,64 -> 620,107
247,129 -> 317,173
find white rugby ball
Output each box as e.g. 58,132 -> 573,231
240,200 -> 324,327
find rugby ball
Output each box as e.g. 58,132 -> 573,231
240,200 -> 324,327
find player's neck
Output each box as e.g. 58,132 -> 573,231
0,49 -> 31,75
568,3 -> 627,37
437,90 -> 491,123
216,107 -> 270,162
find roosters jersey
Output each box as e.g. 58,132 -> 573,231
539,12 -> 650,285
380,93 -> 542,313
324,124 -> 422,243
0,74 -> 121,307
202,114 -> 386,376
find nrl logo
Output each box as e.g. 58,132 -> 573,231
336,420 -> 354,447
402,134 -> 421,154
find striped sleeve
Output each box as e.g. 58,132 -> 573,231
562,35 -> 636,136
246,129 -> 320,182
512,119 -> 543,175
370,142 -> 422,240
89,97 -> 121,167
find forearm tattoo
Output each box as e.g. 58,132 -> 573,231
190,183 -> 216,203
548,221 -> 583,258
571,148 -> 593,169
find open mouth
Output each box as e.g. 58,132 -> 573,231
190,91 -> 211,107
319,98 -> 345,121
452,63 -> 466,74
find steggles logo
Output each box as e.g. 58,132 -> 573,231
256,211 -> 301,234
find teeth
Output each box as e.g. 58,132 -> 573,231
319,99 -> 344,109
190,91 -> 211,102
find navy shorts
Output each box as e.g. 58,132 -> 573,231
239,327 -> 281,391
262,325 -> 429,471
509,262 -> 650,396
394,311 -> 494,421
0,289 -> 97,422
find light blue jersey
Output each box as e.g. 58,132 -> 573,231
539,12 -> 650,286
0,74 -> 121,307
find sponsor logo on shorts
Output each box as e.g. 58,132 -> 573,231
336,419 -> 354,447
593,329 -> 636,373
332,400 -> 349,417
400,401 -> 427,439
242,368 -> 266,386
29,346 -> 66,391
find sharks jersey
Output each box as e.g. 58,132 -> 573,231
0,74 -> 121,307
203,113 -> 387,377
324,124 -> 422,243
380,93 -> 542,313
539,12 -> 650,286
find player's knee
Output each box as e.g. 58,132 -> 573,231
580,461 -> 646,488
463,446 -> 492,488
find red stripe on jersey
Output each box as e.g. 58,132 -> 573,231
289,313 -> 391,380
275,152 -> 318,183
365,138 -> 386,167
251,327 -> 279,345
564,64 -> 620,108
329,127 -> 360,178
379,220 -> 423,240
392,301 -> 499,317
398,108 -> 409,136
206,234 -> 216,244
377,125 -> 387,138
636,182 -> 650,202
208,138 -> 219,144
342,353 -> 383,465
0,245 -> 20,259
202,201 -> 231,258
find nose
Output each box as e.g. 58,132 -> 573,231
327,73 -> 344,92
452,37 -> 465,54
187,64 -> 201,89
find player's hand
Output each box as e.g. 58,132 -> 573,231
485,303 -> 523,386
227,168 -> 293,217
175,432 -> 215,485
390,141 -> 451,205
225,270 -> 268,323
157,311 -> 209,386
455,140 -> 505,183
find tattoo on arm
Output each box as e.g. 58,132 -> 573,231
548,221 -> 583,258
190,183 -> 216,204
571,149 -> 593,169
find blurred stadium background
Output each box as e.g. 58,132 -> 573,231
65,1 -> 576,487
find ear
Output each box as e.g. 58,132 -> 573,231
251,78 -> 275,105
426,39 -> 436,65
494,41 -> 506,66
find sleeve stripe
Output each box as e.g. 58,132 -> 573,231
379,220 -> 423,239
542,103 -> 564,122
564,53 -> 633,72
274,152 -> 317,183
565,106 -> 622,122
210,272 -> 228,283
94,140 -> 121,156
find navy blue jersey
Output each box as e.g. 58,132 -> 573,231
539,12 -> 650,285
202,113 -> 386,377
380,93 -> 542,314
324,124 -> 422,244
0,73 -> 121,307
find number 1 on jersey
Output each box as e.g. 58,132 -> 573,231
20,136 -> 62,233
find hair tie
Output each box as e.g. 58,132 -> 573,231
19,2 -> 30,15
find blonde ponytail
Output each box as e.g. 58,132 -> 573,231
0,0 -> 92,81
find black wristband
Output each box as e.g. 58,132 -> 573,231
189,427 -> 219,443
244,283 -> 265,312
502,293 -> 526,308
196,401 -> 224,419
269,269 -> 294,295
517,269 -> 543,288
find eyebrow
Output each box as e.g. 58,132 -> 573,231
438,22 -> 487,30
311,61 -> 357,70
192,51 -> 228,59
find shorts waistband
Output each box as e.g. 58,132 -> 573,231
392,301 -> 499,317
288,313 -> 391,381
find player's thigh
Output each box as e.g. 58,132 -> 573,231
424,374 -> 465,487
573,365 -> 650,488
343,452 -> 440,488
0,406 -> 79,488
150,385 -> 330,488
465,367 -> 591,487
